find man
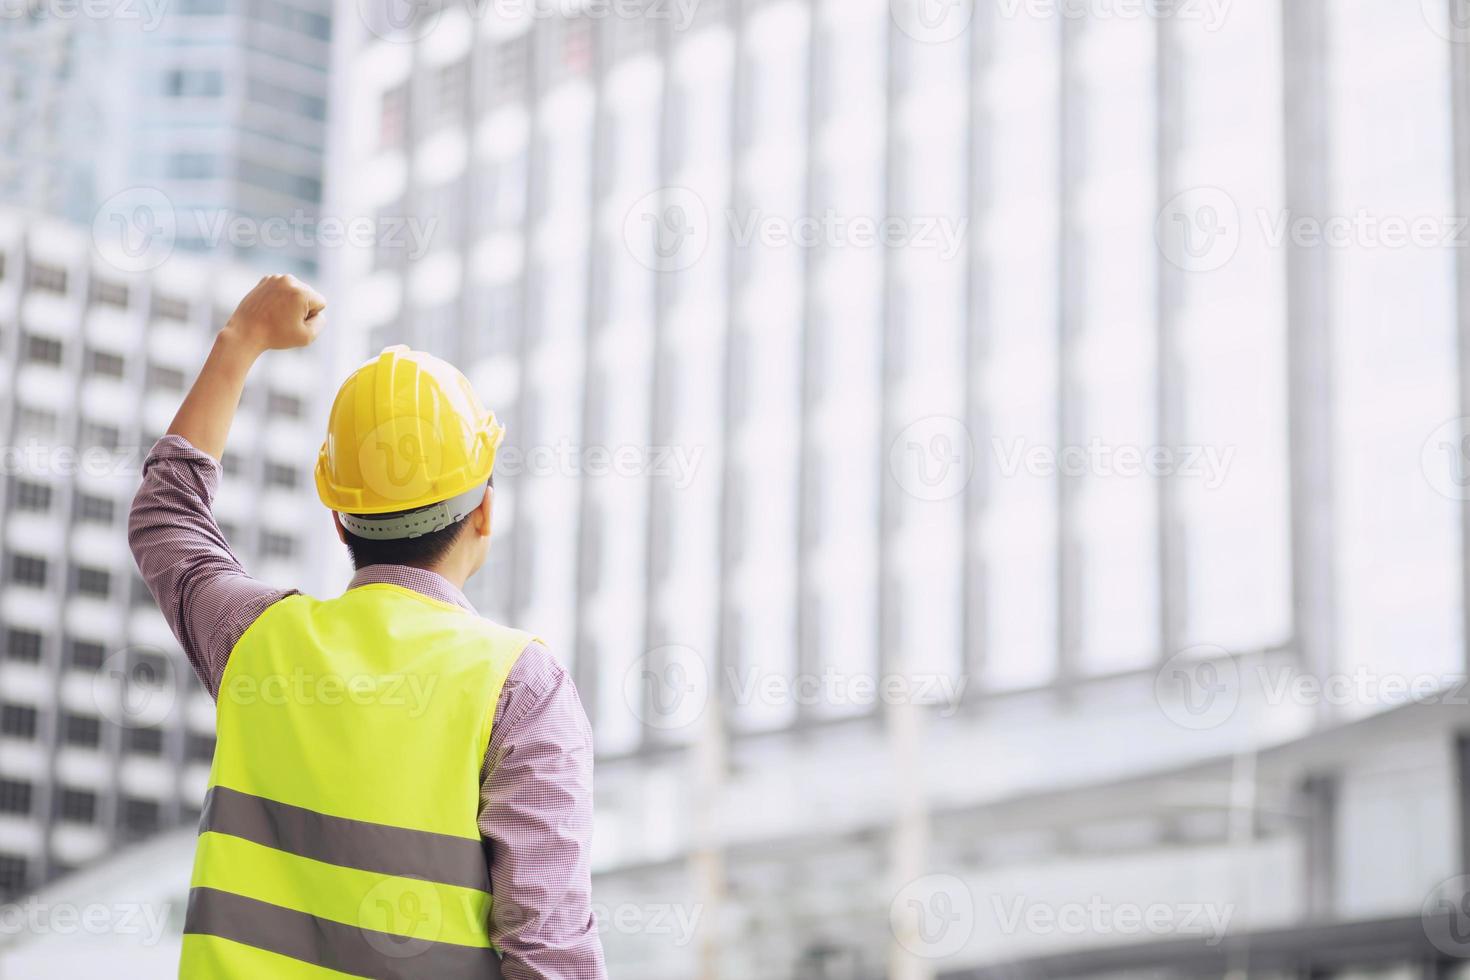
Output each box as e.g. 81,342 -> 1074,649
129,275 -> 606,979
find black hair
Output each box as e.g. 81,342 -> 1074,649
343,518 -> 470,571
341,477 -> 491,571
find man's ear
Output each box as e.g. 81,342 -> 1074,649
472,485 -> 493,539
331,512 -> 347,544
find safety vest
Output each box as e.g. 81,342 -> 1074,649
179,582 -> 533,979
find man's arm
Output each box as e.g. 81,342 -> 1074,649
168,274 -> 325,459
481,645 -> 606,980
128,275 -> 326,694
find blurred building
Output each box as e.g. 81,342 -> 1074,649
320,0 -> 1470,977
0,15 -> 107,225
0,0 -> 333,273
0,208 -> 325,901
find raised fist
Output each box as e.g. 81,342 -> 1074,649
225,274 -> 326,352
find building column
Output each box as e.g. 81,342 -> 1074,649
1155,9 -> 1185,665
1299,773 -> 1338,921
1282,0 -> 1336,705
1449,0 -> 1470,680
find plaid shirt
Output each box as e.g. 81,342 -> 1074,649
129,435 -> 606,980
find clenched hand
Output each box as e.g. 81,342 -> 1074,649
224,274 -> 327,354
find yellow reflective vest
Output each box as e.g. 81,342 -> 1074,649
179,582 -> 533,979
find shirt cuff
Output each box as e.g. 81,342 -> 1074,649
144,434 -> 222,471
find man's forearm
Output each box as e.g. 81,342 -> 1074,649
168,273 -> 326,460
167,329 -> 262,461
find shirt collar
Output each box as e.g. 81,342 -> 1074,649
347,565 -> 476,612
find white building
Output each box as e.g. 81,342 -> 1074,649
320,0 -> 1470,976
0,208 -> 327,899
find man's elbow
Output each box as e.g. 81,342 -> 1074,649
126,479 -> 170,575
126,491 -> 151,566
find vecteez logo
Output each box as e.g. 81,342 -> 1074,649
623,645 -> 710,732
890,0 -> 975,44
889,416 -> 976,502
1155,187 -> 1241,273
624,188 -> 712,273
890,874 -> 975,959
92,191 -> 438,272
93,187 -> 178,273
1153,645 -> 1240,731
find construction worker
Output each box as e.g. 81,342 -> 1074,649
129,275 -> 607,979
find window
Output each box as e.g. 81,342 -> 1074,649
25,262 -> 67,294
0,704 -> 38,739
57,788 -> 96,824
132,650 -> 169,684
264,462 -> 298,489
425,59 -> 468,131
247,78 -> 325,121
13,479 -> 51,512
168,153 -> 217,179
373,201 -> 410,272
164,68 -> 223,97
74,566 -> 111,598
488,34 -> 530,104
186,732 -> 216,763
152,295 -> 190,322
0,854 -> 26,895
0,779 -> 32,815
15,407 -> 57,437
379,83 -> 408,150
127,727 -> 164,756
5,629 -> 41,664
122,797 -> 160,835
63,713 -> 101,747
145,363 -> 186,391
82,422 -> 120,451
261,532 -> 295,559
479,154 -> 527,230
68,639 -> 105,671
554,15 -> 594,82
468,284 -> 521,362
237,160 -> 320,200
90,279 -> 129,308
23,334 -> 63,365
248,0 -> 326,37
77,494 -> 115,524
85,348 -> 126,378
9,554 -> 47,588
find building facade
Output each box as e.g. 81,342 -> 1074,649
325,0 -> 1470,976
0,208 -> 326,900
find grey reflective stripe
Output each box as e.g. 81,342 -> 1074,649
202,786 -> 490,893
185,886 -> 502,980
338,483 -> 487,540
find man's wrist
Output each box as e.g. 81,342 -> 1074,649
216,321 -> 268,364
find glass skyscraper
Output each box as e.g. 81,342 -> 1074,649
0,0 -> 333,272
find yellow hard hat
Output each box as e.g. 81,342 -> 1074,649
315,346 -> 504,539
